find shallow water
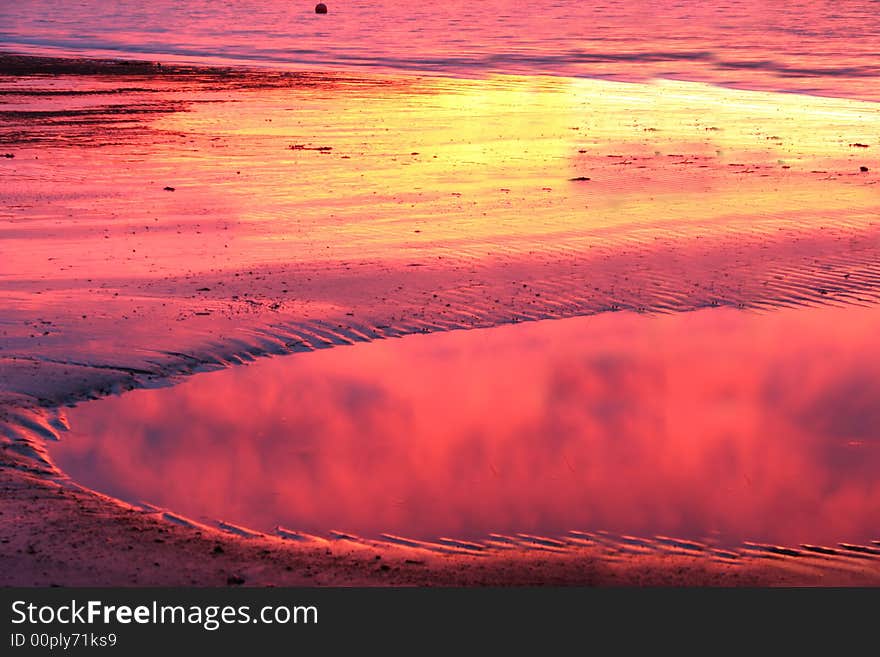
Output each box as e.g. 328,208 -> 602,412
52,304 -> 880,547
3,1 -> 880,99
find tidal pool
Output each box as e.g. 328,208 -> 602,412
52,305 -> 880,547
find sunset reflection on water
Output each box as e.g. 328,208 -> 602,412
53,304 -> 880,547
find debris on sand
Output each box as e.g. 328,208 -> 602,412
163,186 -> 175,191
289,144 -> 332,151
569,176 -> 591,181
859,166 -> 869,172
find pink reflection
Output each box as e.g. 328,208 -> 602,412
4,0 -> 880,100
53,305 -> 880,546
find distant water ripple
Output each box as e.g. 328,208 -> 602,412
2,0 -> 879,99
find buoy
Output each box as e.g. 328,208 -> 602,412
315,3 -> 327,13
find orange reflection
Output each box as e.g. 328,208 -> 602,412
53,303 -> 880,547
3,73 -> 878,285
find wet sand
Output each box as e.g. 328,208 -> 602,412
13,466 -> 878,587
2,53 -> 879,585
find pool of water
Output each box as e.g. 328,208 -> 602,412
52,304 -> 880,547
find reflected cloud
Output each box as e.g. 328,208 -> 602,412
53,304 -> 880,546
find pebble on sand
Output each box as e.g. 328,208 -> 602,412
860,166 -> 869,172
315,3 -> 328,13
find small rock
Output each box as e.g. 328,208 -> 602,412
163,186 -> 175,191
315,3 -> 328,14
569,176 -> 591,181
860,166 -> 869,172
212,545 -> 224,554
2,153 -> 13,159
227,574 -> 246,586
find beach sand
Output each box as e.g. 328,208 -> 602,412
2,53 -> 879,585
